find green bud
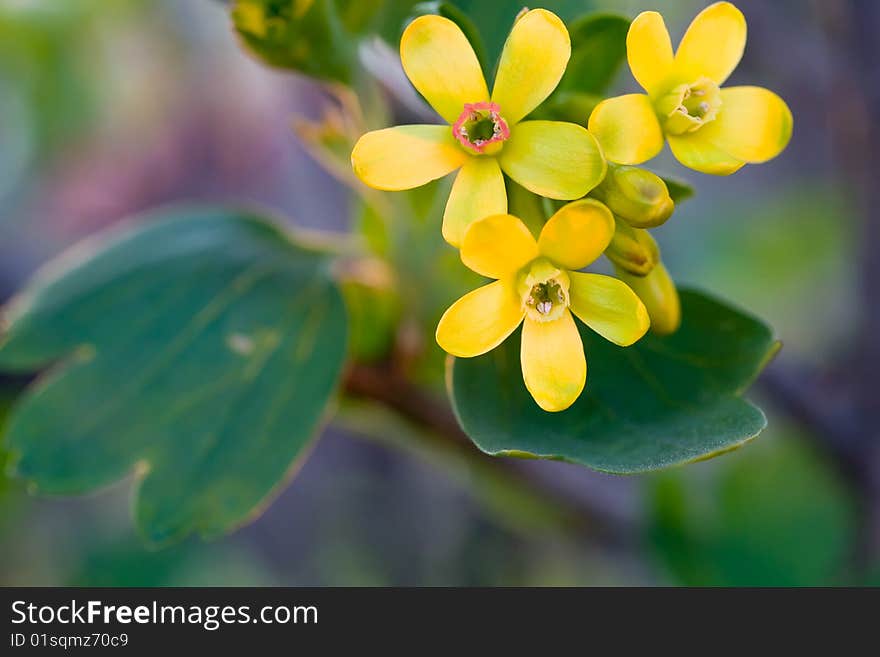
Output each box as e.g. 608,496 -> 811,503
615,261 -> 681,335
605,217 -> 659,277
591,164 -> 674,228
231,0 -> 353,83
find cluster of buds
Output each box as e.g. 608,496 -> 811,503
590,163 -> 680,334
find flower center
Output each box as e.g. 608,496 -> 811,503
452,102 -> 510,155
518,259 -> 570,322
657,77 -> 722,136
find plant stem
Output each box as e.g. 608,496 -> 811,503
341,362 -> 630,549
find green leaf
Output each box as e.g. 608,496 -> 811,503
647,434 -> 857,586
0,208 -> 348,544
449,289 -> 778,474
559,14 -> 630,95
661,176 -> 695,205
534,14 -> 630,125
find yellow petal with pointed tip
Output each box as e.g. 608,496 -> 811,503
588,94 -> 664,165
491,9 -> 570,125
499,121 -> 606,200
627,11 -> 674,98
521,311 -> 586,412
700,86 -> 793,163
351,125 -> 467,190
538,199 -> 614,271
568,272 -> 649,346
674,2 -> 746,86
442,157 -> 507,247
460,214 -> 538,279
667,131 -> 745,176
436,280 -> 524,358
400,15 -> 490,124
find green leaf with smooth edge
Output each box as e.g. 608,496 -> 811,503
0,208 -> 347,544
449,289 -> 778,474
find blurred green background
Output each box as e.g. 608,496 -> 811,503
0,0 -> 877,586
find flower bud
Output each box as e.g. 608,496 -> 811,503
591,164 -> 674,228
605,217 -> 659,277
231,0 -> 353,83
615,262 -> 681,335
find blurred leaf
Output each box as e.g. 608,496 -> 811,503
675,188 -> 854,363
408,2 -> 488,76
537,91 -> 603,126
69,540 -> 195,587
449,289 -> 778,474
0,376 -> 27,498
451,0 -> 591,70
334,0 -> 385,34
0,0 -> 131,168
336,0 -> 421,43
341,263 -> 399,363
69,538 -> 272,587
647,434 -> 857,586
559,14 -> 630,95
660,176 -> 695,205
231,0 -> 355,82
0,208 -> 348,545
354,199 -> 391,256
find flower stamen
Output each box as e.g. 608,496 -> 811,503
519,260 -> 570,322
452,102 -> 510,155
657,77 -> 722,135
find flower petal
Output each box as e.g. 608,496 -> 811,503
588,94 -> 664,165
667,131 -> 745,176
499,121 -> 606,199
521,311 -> 586,412
400,15 -> 490,124
673,2 -> 747,86
491,9 -> 570,125
568,272 -> 649,346
627,11 -> 674,97
436,280 -> 524,358
538,199 -> 614,271
461,214 -> 538,280
700,86 -> 793,163
442,157 -> 507,247
351,125 -> 467,190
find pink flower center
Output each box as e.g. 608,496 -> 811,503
452,102 -> 510,154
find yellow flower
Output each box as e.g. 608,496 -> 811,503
588,2 -> 792,175
436,200 -> 650,412
351,9 -> 607,246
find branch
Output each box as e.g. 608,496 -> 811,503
342,362 -> 631,549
